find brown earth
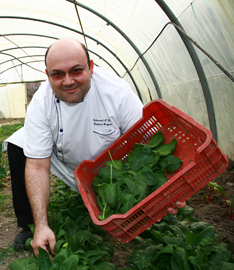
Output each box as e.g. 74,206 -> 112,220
0,119 -> 234,269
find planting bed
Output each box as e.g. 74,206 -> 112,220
0,119 -> 233,269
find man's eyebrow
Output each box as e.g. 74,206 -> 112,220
51,64 -> 82,72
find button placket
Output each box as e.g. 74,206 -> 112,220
54,98 -> 64,162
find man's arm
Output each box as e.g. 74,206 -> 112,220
25,157 -> 56,257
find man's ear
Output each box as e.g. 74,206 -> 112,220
89,60 -> 94,75
45,69 -> 50,80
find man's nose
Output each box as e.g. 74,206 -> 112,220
63,72 -> 75,85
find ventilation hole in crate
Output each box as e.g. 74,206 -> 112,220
155,123 -> 162,129
148,119 -> 153,125
121,210 -> 145,228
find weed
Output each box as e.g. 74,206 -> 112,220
202,179 -> 225,204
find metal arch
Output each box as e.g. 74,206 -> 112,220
0,45 -> 48,53
66,0 -> 162,99
1,54 -> 44,66
1,34 -> 120,75
155,0 -> 217,142
0,51 -> 121,79
0,19 -> 142,100
0,53 -> 120,77
1,44 -> 140,95
1,51 -> 46,74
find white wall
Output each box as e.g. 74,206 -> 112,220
0,84 -> 26,119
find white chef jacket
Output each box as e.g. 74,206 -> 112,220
2,66 -> 143,191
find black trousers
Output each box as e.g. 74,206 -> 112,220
7,143 -> 33,229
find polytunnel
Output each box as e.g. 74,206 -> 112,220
0,0 -> 233,161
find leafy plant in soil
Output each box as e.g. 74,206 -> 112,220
202,180 -> 234,219
9,182 -> 116,270
92,131 -> 182,220
120,206 -> 234,270
202,180 -> 225,204
0,142 -> 7,188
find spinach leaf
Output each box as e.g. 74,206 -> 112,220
123,174 -> 149,196
119,192 -> 137,214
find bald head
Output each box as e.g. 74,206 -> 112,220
45,39 -> 90,68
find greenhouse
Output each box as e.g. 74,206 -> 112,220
0,0 -> 234,269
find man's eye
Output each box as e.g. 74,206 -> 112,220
52,71 -> 63,77
71,68 -> 83,75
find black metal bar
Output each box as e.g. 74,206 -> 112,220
155,0 -> 217,142
0,22 -> 142,99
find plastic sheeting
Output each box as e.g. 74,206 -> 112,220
0,0 -> 233,160
0,84 -> 26,118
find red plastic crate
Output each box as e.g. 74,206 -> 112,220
74,99 -> 228,243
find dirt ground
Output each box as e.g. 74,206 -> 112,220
0,119 -> 234,269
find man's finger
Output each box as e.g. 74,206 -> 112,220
175,201 -> 186,209
167,207 -> 178,215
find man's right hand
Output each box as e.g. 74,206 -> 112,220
30,225 -> 56,258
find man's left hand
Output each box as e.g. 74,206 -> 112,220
167,201 -> 187,215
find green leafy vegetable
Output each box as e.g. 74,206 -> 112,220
93,131 -> 183,220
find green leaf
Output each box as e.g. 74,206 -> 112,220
176,206 -> 195,221
185,231 -> 196,245
194,226 -> 216,246
154,244 -> 174,261
56,229 -> 67,240
147,130 -> 165,148
124,174 -> 149,195
90,261 -> 116,270
128,145 -> 155,171
106,158 -> 123,171
104,182 -> 119,209
139,167 -> 158,186
9,258 -> 38,270
60,255 -> 79,270
54,239 -> 66,255
38,246 -> 52,270
119,192 -> 137,214
25,237 -> 33,250
63,217 -> 79,237
85,250 -> 110,265
156,155 -> 182,174
170,225 -> 186,240
171,246 -> 192,270
150,172 -> 167,192
51,249 -> 68,269
0,165 -> 7,178
219,262 -> 234,270
97,242 -> 115,257
125,250 -> 154,269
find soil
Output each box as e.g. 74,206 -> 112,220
0,119 -> 234,269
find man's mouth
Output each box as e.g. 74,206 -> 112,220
62,85 -> 80,92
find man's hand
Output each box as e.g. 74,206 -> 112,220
30,225 -> 56,258
167,201 -> 187,215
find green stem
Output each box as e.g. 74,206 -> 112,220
108,150 -> 117,169
103,203 -> 107,220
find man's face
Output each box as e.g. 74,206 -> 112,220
46,40 -> 94,103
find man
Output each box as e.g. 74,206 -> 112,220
3,38 -> 186,257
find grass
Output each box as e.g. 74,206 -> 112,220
0,121 -> 24,142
